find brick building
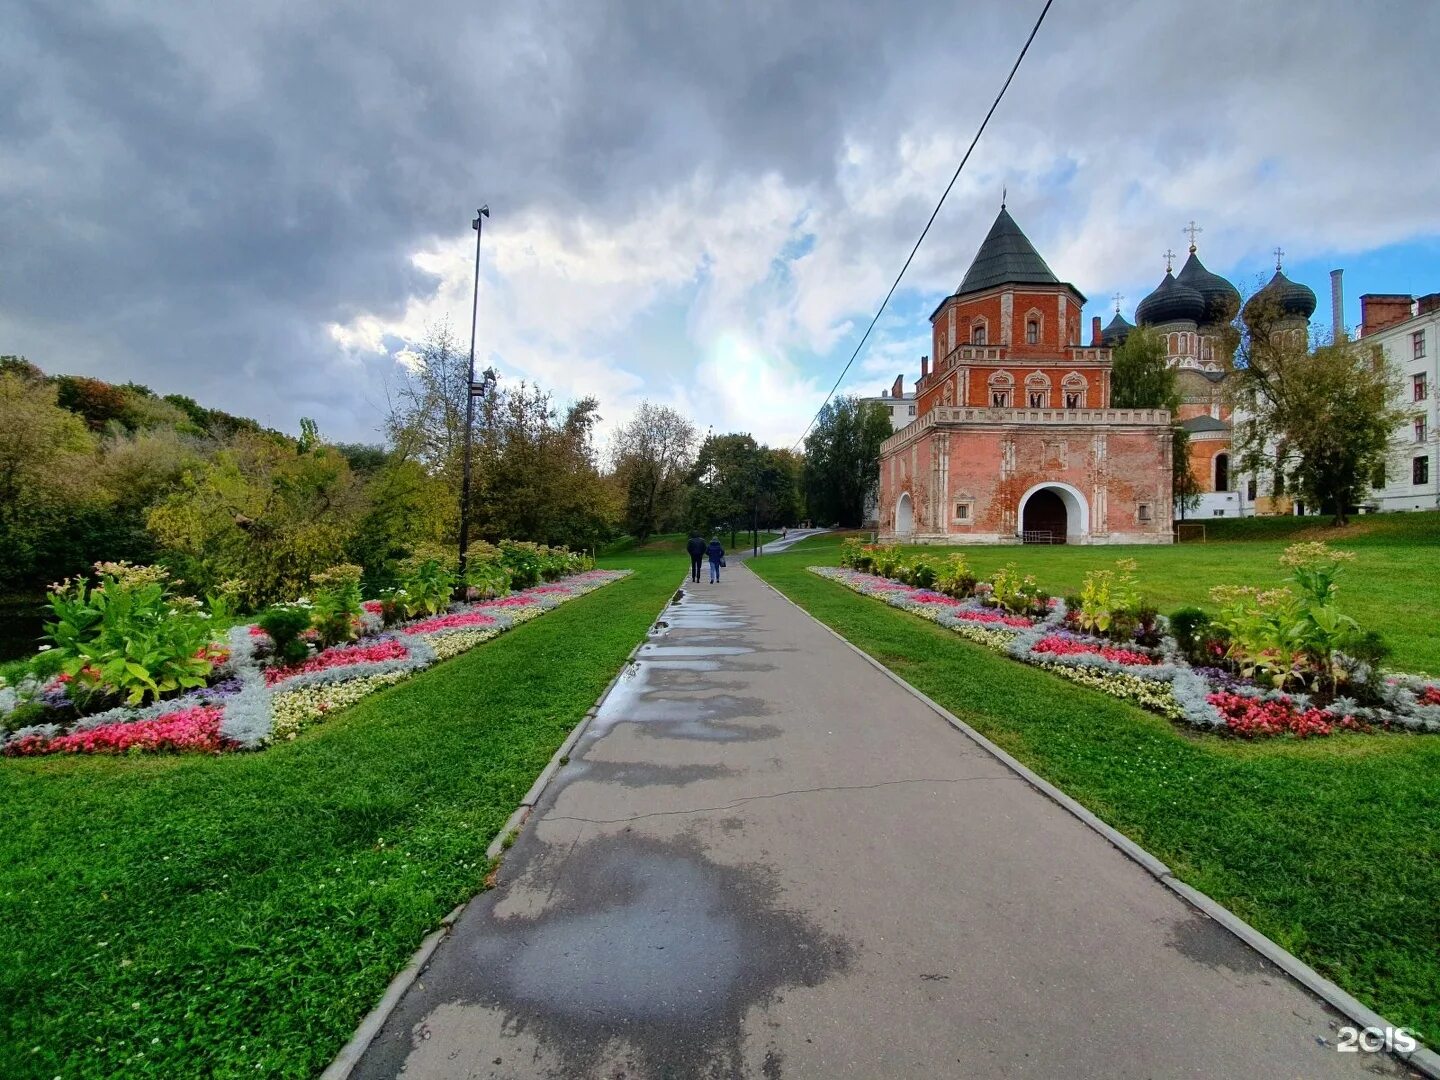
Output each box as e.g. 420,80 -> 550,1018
877,205 -> 1174,544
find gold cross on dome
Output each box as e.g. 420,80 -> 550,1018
1163,248 -> 1177,273
1273,246 -> 1285,271
1183,220 -> 1203,251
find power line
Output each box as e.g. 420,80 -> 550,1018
791,0 -> 1056,450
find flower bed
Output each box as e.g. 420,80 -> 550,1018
2,569 -> 630,756
811,565 -> 1440,739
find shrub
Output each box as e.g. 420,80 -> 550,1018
871,545 -> 903,580
44,561 -> 216,706
397,552 -> 457,617
499,541 -> 544,589
1169,607 -> 1211,662
257,603 -> 313,665
310,563 -> 364,647
901,557 -> 938,590
463,543 -> 512,599
935,554 -> 978,599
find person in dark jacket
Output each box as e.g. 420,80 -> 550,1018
706,537 -> 724,583
685,533 -> 706,583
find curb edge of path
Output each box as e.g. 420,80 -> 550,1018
319,577 -> 682,1080
753,568 -> 1439,1080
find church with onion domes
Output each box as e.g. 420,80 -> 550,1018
875,206 -> 1319,543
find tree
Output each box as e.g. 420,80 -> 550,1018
802,397 -> 892,527
1230,311 -> 1404,526
1109,327 -> 1202,518
610,402 -> 697,541
0,373 -> 104,591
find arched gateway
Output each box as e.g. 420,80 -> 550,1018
1018,482 -> 1090,544
895,492 -> 914,539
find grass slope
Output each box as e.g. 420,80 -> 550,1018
749,543 -> 1440,1046
811,511 -> 1440,673
0,554 -> 677,1080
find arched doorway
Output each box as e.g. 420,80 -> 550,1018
1021,489 -> 1067,543
895,492 -> 914,539
1214,452 -> 1230,492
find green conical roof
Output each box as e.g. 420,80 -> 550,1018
956,206 -> 1060,296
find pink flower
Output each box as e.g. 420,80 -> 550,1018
264,638 -> 409,685
5,706 -> 233,756
1032,635 -> 1153,665
407,611 -> 498,633
362,600 -> 384,614
1206,691 -> 1366,738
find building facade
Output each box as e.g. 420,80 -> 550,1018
877,206 -> 1174,544
1359,291 -> 1440,511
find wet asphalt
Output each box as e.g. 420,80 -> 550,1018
350,560 -> 1414,1079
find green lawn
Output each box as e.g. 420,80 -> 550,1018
832,511 -> 1440,674
749,536 -> 1440,1046
0,553 -> 679,1080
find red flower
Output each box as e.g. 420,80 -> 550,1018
1033,636 -> 1153,665
4,706 -> 234,756
264,638 -> 409,685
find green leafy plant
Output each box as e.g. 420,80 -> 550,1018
987,564 -> 1048,616
1208,542 -> 1371,697
870,544 -> 903,580
257,603 -> 313,665
1076,559 -> 1141,637
463,543 -> 512,600
397,553 -> 457,617
1168,607 -> 1211,662
935,554 -> 977,599
44,561 -> 216,706
499,541 -> 543,589
901,556 -> 938,590
310,563 -> 364,647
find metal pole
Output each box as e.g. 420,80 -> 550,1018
458,206 -> 488,584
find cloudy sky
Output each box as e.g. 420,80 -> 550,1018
5,0 -> 1439,449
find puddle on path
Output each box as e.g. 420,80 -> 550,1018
559,759 -> 737,788
438,832 -> 853,1077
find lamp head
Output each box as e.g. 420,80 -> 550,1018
472,205 -> 489,229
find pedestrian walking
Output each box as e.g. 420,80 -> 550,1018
686,532 -> 706,583
706,536 -> 725,583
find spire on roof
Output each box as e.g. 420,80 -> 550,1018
955,206 -> 1061,297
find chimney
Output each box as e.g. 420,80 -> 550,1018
921,354 -> 930,378
1330,270 -> 1345,340
1418,293 -> 1440,316
1360,294 -> 1416,337
891,373 -> 904,399
1091,315 -> 1102,347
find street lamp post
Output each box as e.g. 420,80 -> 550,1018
458,206 -> 497,586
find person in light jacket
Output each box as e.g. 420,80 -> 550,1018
706,536 -> 724,583
686,532 -> 706,583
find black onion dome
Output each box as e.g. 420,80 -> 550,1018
1243,269 -> 1317,323
1136,272 -> 1205,326
1102,311 -> 1134,346
1175,251 -> 1241,324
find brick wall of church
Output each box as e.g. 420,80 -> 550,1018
879,426 -> 1172,544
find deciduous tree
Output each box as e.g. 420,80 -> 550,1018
802,396 -> 891,527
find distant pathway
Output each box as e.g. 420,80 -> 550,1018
352,562 -> 1410,1079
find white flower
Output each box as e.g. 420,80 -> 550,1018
37,645 -> 52,652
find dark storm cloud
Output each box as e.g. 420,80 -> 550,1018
0,0 -> 952,437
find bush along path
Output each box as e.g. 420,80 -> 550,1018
1,549 -> 626,756
819,539 -> 1440,739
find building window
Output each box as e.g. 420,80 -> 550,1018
1415,330 -> 1427,359
1028,391 -> 1045,408
954,501 -> 973,522
1064,392 -> 1081,409
1247,477 -> 1258,500
1414,456 -> 1430,485
972,323 -> 987,346
1214,452 -> 1230,492
1416,373 -> 1428,401
1213,509 -> 1226,517
1026,320 -> 1039,344
1137,503 -> 1152,522
1417,416 -> 1428,443
991,390 -> 1010,407
908,404 -> 916,416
